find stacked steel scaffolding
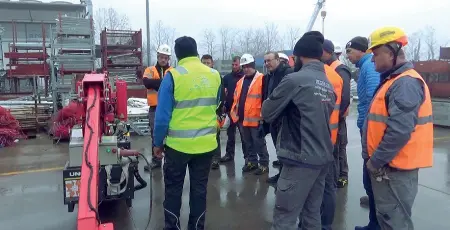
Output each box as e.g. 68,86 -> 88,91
50,14 -> 95,112
100,29 -> 143,84
3,21 -> 50,95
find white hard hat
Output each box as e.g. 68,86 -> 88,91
334,43 -> 343,54
278,53 -> 289,61
240,53 -> 255,66
157,44 -> 171,56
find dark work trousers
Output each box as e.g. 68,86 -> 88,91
272,164 -> 329,230
338,118 -> 349,178
225,116 -> 246,158
360,129 -> 380,229
212,130 -> 221,162
298,146 -> 339,230
320,146 -> 339,230
238,122 -> 269,166
148,107 -> 161,165
163,145 -> 215,230
270,123 -> 283,173
370,168 -> 419,230
363,159 -> 380,229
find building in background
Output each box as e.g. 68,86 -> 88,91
0,0 -> 86,94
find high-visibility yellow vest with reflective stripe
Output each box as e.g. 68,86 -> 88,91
166,57 -> 222,154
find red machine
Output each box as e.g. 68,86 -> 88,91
72,73 -> 142,230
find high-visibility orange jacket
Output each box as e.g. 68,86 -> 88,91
366,69 -> 433,170
230,72 -> 264,127
143,66 -> 172,106
324,65 -> 343,145
329,59 -> 349,117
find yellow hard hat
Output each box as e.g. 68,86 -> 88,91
367,26 -> 408,53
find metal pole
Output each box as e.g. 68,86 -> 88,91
146,0 -> 151,66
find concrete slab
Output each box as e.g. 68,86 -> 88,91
1,114 -> 450,230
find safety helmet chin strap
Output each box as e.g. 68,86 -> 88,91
385,42 -> 403,67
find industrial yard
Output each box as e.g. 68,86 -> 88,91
1,0 -> 450,230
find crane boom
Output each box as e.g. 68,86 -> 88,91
305,0 -> 326,32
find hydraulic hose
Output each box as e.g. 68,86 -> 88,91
139,152 -> 153,230
133,164 -> 147,191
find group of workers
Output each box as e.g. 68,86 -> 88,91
141,26 -> 433,230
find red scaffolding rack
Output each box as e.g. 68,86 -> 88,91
4,21 -> 50,94
100,28 -> 143,80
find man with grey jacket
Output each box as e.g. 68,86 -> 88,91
263,31 -> 336,230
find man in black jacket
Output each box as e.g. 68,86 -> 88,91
219,56 -> 247,163
262,51 -> 293,185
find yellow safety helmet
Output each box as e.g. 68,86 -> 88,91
367,26 -> 408,53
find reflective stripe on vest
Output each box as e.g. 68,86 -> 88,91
165,57 -> 221,154
324,65 -> 343,145
143,66 -> 172,106
229,72 -> 264,127
366,68 -> 433,170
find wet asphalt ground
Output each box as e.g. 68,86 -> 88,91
1,111 -> 450,230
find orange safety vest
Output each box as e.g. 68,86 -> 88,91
329,59 -> 349,117
366,69 -> 433,170
143,66 -> 172,106
324,65 -> 343,145
229,72 -> 264,127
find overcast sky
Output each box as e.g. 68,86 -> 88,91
52,0 -> 450,54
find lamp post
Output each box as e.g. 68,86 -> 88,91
146,0 -> 151,66
321,10 -> 327,36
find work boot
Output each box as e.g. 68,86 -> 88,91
337,177 -> 348,188
254,165 -> 269,175
144,161 -> 161,171
220,154 -> 234,163
360,195 -> 369,207
211,160 -> 220,170
272,160 -> 281,167
266,174 -> 279,184
242,162 -> 258,172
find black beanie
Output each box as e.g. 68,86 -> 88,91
293,32 -> 324,59
174,36 -> 199,60
345,36 -> 369,52
323,39 -> 335,54
303,31 -> 325,44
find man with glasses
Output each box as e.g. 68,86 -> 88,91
142,44 -> 173,171
345,36 -> 381,230
262,51 -> 293,184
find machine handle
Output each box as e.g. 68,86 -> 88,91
119,149 -> 140,157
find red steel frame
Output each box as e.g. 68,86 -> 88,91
4,21 -> 50,94
77,74 -> 113,230
76,73 -> 129,230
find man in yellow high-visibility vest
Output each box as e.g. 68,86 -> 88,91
152,36 -> 222,230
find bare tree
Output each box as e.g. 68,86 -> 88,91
263,22 -> 279,52
94,8 -> 131,67
238,28 -> 254,54
201,29 -> 217,56
285,26 -> 301,50
94,8 -> 131,42
404,31 -> 422,61
424,26 -> 438,60
218,26 -> 232,60
251,28 -> 265,56
150,20 -> 176,64
228,29 -> 239,59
